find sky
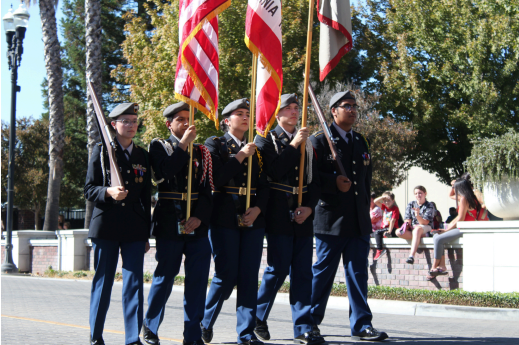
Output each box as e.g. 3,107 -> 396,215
1,2 -> 64,124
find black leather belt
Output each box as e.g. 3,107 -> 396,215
158,192 -> 199,201
270,182 -> 307,194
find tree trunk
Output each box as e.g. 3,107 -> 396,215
84,0 -> 102,229
40,0 -> 65,231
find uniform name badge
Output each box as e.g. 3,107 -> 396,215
178,220 -> 195,236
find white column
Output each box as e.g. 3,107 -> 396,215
459,221 -> 519,293
56,230 -> 89,271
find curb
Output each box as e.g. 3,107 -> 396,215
3,275 -> 518,322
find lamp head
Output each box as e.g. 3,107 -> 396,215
2,8 -> 15,34
13,2 -> 30,30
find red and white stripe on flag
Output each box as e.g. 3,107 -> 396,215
317,0 -> 353,81
245,0 -> 283,136
174,0 -> 231,128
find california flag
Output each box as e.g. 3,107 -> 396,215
317,0 -> 353,81
245,0 -> 283,136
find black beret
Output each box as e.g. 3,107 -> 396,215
329,91 -> 355,109
221,98 -> 250,117
163,102 -> 190,118
109,103 -> 139,118
279,93 -> 299,109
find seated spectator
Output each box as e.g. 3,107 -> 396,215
428,179 -> 489,280
396,185 -> 435,264
370,192 -> 383,231
429,201 -> 443,230
63,222 -> 71,230
449,172 -> 485,208
372,192 -> 400,260
445,207 -> 457,224
58,215 -> 64,230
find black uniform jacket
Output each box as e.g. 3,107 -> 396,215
204,132 -> 269,230
255,125 -> 320,237
150,135 -> 212,241
84,141 -> 151,242
310,125 -> 372,237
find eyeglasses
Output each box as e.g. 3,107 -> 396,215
114,119 -> 139,127
336,104 -> 358,111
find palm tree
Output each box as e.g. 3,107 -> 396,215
84,0 -> 102,228
28,0 -> 65,231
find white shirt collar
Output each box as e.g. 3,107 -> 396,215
280,125 -> 296,140
228,132 -> 247,147
332,122 -> 353,143
117,138 -> 133,156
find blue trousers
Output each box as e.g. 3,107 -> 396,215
311,234 -> 372,336
202,226 -> 265,343
145,237 -> 211,342
257,234 -> 313,337
90,238 -> 146,344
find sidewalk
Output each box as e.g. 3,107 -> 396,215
2,275 -> 519,344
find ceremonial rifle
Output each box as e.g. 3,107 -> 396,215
307,82 -> 347,177
86,77 -> 124,187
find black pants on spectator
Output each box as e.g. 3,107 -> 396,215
372,228 -> 396,250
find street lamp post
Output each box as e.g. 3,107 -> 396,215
2,2 -> 30,273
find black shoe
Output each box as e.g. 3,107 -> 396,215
200,322 -> 213,343
242,339 -> 264,345
254,317 -> 271,341
351,327 -> 388,342
294,332 -> 325,345
91,336 -> 105,345
311,325 -> 321,337
406,257 -> 414,264
183,340 -> 204,345
142,322 -> 160,345
127,340 -> 144,345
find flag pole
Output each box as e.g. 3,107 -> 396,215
246,55 -> 258,210
186,105 -> 195,220
298,0 -> 315,207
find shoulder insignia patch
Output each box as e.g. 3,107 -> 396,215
314,130 -> 324,138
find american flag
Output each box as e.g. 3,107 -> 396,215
174,0 -> 231,127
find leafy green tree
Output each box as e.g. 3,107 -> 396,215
1,119 -> 49,229
375,0 -> 519,184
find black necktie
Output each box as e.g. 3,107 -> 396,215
123,149 -> 130,161
240,143 -> 244,149
346,133 -> 353,152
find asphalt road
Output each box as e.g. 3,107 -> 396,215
1,275 -> 518,344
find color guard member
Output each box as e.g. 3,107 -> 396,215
309,91 -> 388,342
200,99 -> 269,345
254,94 -> 323,345
85,103 -> 151,345
142,102 -> 213,345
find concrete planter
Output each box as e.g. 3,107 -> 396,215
483,177 -> 519,220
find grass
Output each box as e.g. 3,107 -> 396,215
37,268 -> 519,309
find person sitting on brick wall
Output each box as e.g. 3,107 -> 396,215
397,186 -> 435,265
427,179 -> 489,280
372,192 -> 401,260
370,192 -> 383,232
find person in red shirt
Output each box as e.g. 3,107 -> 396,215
372,192 -> 400,260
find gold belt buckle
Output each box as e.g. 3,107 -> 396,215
293,186 -> 299,194
181,193 -> 187,201
238,187 -> 247,195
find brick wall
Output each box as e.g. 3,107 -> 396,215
87,244 -> 462,291
367,248 -> 463,291
30,246 -> 58,275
